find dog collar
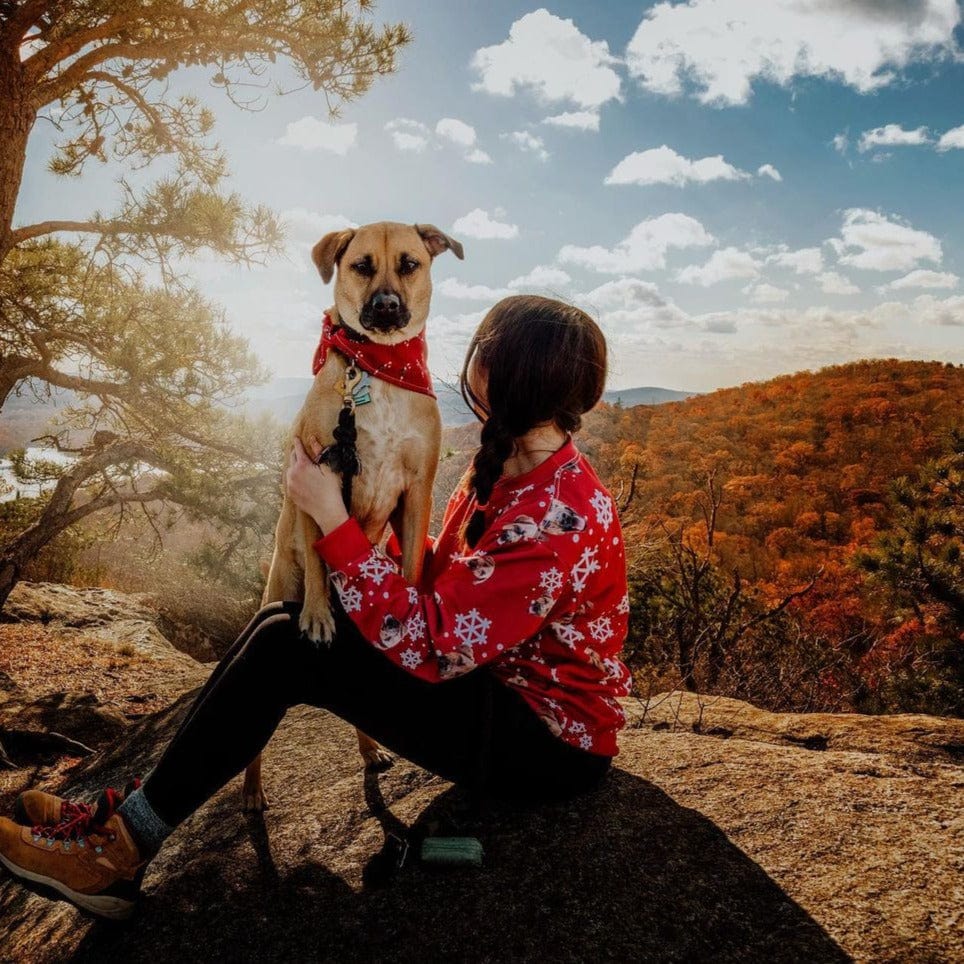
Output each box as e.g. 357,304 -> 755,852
311,311 -> 436,399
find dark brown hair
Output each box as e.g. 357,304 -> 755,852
458,294 -> 608,548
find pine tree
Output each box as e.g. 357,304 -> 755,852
0,2 -> 411,607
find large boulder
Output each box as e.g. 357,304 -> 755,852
0,686 -> 961,963
2,581 -> 217,663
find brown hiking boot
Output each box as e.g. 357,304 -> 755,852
0,787 -> 147,919
13,778 -> 141,828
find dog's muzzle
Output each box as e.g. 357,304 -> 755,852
359,291 -> 411,332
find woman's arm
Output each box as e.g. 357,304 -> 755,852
313,513 -> 566,682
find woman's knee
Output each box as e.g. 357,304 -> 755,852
236,610 -> 319,695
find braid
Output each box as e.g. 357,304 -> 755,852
462,415 -> 515,548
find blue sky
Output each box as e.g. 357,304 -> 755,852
16,0 -> 964,393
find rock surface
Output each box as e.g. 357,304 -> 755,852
0,587 -> 962,962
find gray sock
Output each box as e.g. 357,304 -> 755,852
117,785 -> 173,859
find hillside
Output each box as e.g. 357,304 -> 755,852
4,358 -> 961,717
0,377 -> 697,454
0,583 -> 961,962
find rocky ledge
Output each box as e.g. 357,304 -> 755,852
0,585 -> 961,963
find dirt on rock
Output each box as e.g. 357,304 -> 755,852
0,585 -> 961,963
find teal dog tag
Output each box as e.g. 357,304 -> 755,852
351,370 -> 372,406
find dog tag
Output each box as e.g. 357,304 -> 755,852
351,370 -> 372,406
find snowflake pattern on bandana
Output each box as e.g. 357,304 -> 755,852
312,311 -> 436,398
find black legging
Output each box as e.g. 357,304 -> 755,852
142,599 -> 612,827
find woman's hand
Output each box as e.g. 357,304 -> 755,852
285,436 -> 350,536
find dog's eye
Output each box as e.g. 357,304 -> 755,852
398,257 -> 420,275
352,260 -> 375,277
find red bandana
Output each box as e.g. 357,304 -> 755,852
311,312 -> 436,399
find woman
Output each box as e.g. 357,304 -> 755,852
0,295 -> 633,919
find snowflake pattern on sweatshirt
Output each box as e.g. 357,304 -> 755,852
313,437 -> 633,756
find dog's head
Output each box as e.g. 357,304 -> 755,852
540,499 -> 586,536
497,515 -> 540,545
311,221 -> 464,343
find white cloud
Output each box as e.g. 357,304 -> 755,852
911,293 -> 964,326
833,208 -> 942,272
465,148 -> 493,165
275,209 -> 357,269
277,117 -> 358,154
625,0 -> 961,106
508,265 -> 572,289
757,163 -> 782,182
471,9 -> 621,109
392,132 -> 428,152
937,125 -> 964,151
605,145 -> 751,187
501,130 -> 549,161
879,269 -> 959,291
436,278 -> 511,301
452,208 -> 519,240
858,124 -> 931,152
543,110 -> 601,131
677,247 -> 761,286
385,118 -> 431,153
280,208 -> 357,242
817,271 -> 861,295
767,246 -> 823,275
579,278 -> 693,331
743,283 -> 790,304
832,132 -> 850,154
558,213 -> 715,274
582,278 -> 666,311
387,117 -> 493,165
436,118 -> 477,147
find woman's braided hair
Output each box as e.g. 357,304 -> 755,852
458,295 -> 607,548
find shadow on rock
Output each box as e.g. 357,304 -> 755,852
60,770 -> 848,963
0,688 -> 850,963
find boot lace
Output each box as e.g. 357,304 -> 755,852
31,778 -> 141,842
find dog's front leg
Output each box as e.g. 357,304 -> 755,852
398,475 -> 434,586
298,507 -> 337,644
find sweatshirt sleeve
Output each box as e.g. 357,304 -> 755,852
313,514 -> 567,682
383,528 -> 434,574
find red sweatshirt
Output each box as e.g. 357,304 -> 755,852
312,436 -> 634,756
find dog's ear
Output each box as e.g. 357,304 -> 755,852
414,223 -> 465,261
311,229 -> 356,284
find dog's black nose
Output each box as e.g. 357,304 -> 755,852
371,291 -> 401,313
360,290 -> 410,331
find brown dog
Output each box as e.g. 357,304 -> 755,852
241,221 -> 463,811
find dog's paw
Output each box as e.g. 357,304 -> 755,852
241,780 -> 270,813
299,607 -> 336,646
361,744 -> 395,772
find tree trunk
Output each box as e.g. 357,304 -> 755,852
0,354 -> 40,412
0,45 -> 35,263
0,523 -> 50,611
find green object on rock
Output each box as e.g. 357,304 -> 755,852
419,836 -> 484,868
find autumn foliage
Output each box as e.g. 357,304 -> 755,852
579,358 -> 963,716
